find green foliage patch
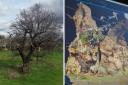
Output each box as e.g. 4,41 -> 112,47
0,50 -> 63,85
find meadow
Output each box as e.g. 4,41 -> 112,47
0,49 -> 63,85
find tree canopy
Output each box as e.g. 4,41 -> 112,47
9,3 -> 61,73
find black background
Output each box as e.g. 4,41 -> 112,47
114,0 -> 128,4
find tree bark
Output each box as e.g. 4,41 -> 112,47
36,47 -> 41,64
22,57 -> 30,73
18,46 -> 34,73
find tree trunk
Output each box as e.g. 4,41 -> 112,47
35,47 -> 41,64
22,57 -> 30,73
18,45 -> 34,73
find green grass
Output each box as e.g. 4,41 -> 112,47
0,50 -> 63,85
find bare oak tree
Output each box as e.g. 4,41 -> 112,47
9,3 -> 59,73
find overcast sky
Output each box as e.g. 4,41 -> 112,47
0,0 -> 63,36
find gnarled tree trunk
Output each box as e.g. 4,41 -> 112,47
22,57 -> 31,73
18,46 -> 34,73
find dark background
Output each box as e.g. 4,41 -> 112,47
113,0 -> 128,4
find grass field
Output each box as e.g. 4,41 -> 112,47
0,50 -> 63,85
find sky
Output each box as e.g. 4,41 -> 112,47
0,0 -> 63,36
